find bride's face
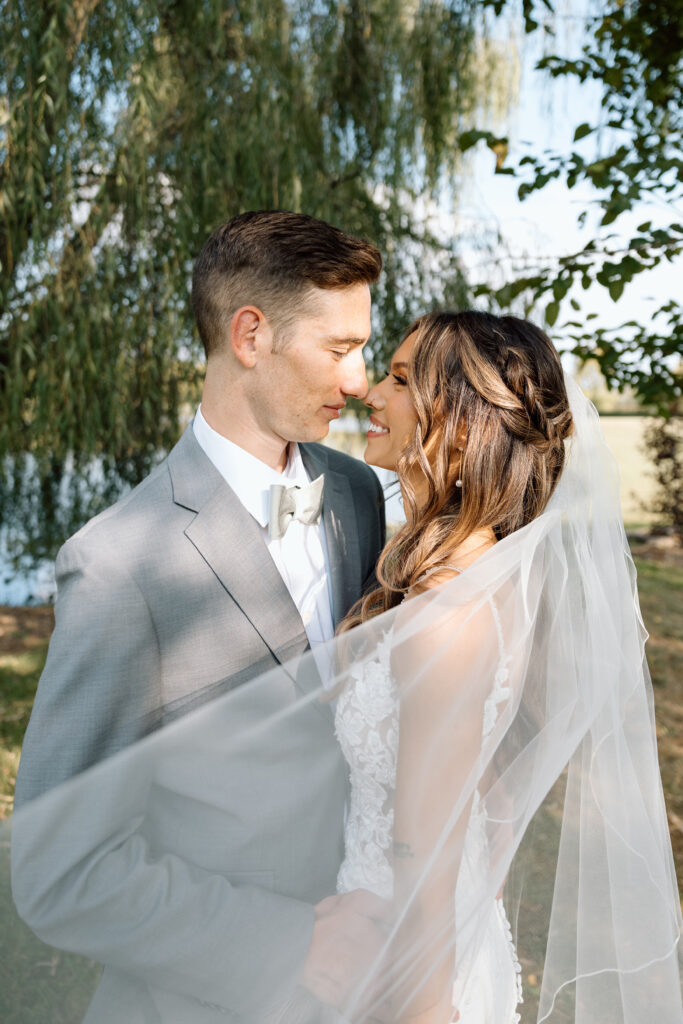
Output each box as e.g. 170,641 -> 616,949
364,333 -> 419,471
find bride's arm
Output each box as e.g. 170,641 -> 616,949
388,585 -> 497,1023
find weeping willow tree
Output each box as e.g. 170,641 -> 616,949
1,0 -> 504,567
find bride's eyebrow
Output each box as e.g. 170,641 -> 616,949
391,361 -> 408,371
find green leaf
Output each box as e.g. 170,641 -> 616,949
545,301 -> 560,327
457,130 -> 493,152
601,207 -> 620,226
573,123 -> 593,141
608,280 -> 625,302
552,278 -> 570,301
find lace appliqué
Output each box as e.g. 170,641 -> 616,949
335,632 -> 398,901
496,897 -> 524,1020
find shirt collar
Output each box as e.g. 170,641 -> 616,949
192,405 -> 309,528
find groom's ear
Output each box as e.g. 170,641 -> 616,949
229,306 -> 268,368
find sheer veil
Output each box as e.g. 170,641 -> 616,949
7,376 -> 683,1022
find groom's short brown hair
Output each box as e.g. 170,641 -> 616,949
192,211 -> 382,357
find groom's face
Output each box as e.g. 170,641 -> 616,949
254,283 -> 371,443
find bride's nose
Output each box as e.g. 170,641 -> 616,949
364,385 -> 385,410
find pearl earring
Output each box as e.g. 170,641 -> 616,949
455,479 -> 462,488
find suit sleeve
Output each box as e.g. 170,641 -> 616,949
12,535 -> 314,1018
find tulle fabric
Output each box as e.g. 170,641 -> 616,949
7,377 -> 683,1022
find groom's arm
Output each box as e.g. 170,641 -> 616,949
12,536 -> 315,1019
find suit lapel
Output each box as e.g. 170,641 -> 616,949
169,428 -> 309,667
300,444 -> 362,629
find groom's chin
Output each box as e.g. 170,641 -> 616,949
310,421 -> 332,441
291,422 -> 331,444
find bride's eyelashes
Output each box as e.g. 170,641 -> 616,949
383,369 -> 408,386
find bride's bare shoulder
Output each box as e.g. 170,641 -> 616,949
403,562 -> 463,600
404,530 -> 498,600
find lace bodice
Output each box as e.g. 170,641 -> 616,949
334,593 -> 522,1022
335,594 -> 512,900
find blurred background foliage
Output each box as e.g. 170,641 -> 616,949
1,0 -> 497,563
1,0 -> 681,565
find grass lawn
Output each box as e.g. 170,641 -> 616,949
0,553 -> 681,1022
635,555 -> 683,881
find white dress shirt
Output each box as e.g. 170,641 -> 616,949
193,405 -> 335,649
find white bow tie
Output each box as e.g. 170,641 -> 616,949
268,475 -> 325,541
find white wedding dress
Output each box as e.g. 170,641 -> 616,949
335,590 -> 523,1023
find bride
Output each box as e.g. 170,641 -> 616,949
332,310 -> 569,1023
326,310 -> 681,1023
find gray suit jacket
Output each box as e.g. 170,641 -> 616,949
13,427 -> 386,1023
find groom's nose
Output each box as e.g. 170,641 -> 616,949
340,347 -> 369,400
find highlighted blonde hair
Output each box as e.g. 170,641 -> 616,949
342,310 -> 573,629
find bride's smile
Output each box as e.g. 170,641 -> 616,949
363,332 -> 418,472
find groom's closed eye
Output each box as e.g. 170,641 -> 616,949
327,337 -> 367,360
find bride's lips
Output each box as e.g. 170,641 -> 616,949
366,415 -> 390,439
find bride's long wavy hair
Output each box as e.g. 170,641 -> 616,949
341,310 -> 573,630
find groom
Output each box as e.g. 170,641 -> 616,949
13,212 -> 387,1021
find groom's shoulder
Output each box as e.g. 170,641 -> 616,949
57,432 -> 195,563
59,461 -> 171,561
